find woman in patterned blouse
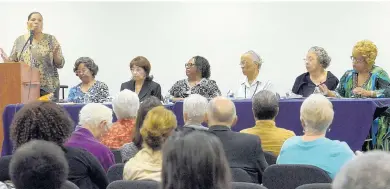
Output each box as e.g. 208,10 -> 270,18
322,40 -> 390,150
0,12 -> 65,101
68,57 -> 109,103
169,56 -> 221,101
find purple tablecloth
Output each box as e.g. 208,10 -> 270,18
3,98 -> 390,155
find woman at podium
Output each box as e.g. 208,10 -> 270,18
0,12 -> 65,101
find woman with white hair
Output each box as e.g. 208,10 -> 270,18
276,94 -> 354,179
100,89 -> 140,149
65,103 -> 115,171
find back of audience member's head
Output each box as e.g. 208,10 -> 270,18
300,94 -> 334,135
333,151 -> 390,189
162,131 -> 232,189
112,89 -> 140,120
207,97 -> 237,127
11,101 -> 74,149
183,94 -> 208,125
252,90 -> 279,120
133,96 -> 163,149
79,103 -> 113,138
10,140 -> 69,189
141,106 -> 177,151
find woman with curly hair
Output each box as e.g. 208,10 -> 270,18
68,57 -> 109,103
292,46 -> 339,97
168,56 -> 221,101
123,106 -> 177,182
10,101 -> 109,189
321,40 -> 390,150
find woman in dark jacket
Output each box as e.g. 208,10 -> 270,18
120,56 -> 163,102
292,46 -> 339,97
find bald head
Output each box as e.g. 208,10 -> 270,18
207,97 -> 237,126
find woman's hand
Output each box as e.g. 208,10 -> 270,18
0,48 -> 9,62
319,84 -> 335,97
353,87 -> 372,97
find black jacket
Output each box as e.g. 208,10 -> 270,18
292,71 -> 339,97
120,79 -> 163,102
208,125 -> 269,184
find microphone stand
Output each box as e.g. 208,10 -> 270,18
27,31 -> 34,101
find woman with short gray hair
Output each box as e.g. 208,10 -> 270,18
277,94 -> 354,179
68,57 -> 109,103
292,46 -> 339,97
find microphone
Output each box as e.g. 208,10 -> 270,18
29,30 -> 34,45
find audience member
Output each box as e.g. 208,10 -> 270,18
123,106 -> 177,182
9,140 -> 68,189
65,103 -> 115,171
241,90 -> 295,156
333,151 -> 390,189
277,94 -> 355,179
100,89 -> 140,149
207,97 -> 268,184
162,131 -> 232,189
181,94 -> 209,133
11,101 -> 108,189
120,96 -> 162,162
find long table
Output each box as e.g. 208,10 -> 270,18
3,98 -> 390,155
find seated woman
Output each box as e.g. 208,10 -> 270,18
277,94 -> 355,179
169,56 -> 221,101
100,89 -> 140,149
120,56 -> 163,102
321,40 -> 390,150
292,46 -> 339,97
123,106 -> 177,182
68,57 -> 109,103
162,131 -> 232,189
11,101 -> 109,189
120,96 -> 162,162
65,103 -> 115,171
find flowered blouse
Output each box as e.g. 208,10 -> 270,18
100,119 -> 136,149
336,66 -> 390,98
68,80 -> 109,103
9,33 -> 65,93
169,78 -> 221,98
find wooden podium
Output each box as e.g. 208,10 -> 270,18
0,62 -> 40,153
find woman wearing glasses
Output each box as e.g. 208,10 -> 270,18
67,57 -> 109,103
168,56 -> 221,101
120,56 -> 162,102
321,40 -> 390,150
292,46 -> 339,97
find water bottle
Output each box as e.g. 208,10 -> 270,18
227,90 -> 234,99
84,92 -> 91,104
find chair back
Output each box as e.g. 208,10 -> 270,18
264,151 -> 277,165
107,180 -> 159,189
60,181 -> 80,189
232,182 -> 268,189
295,183 -> 332,189
107,163 -> 125,183
231,168 -> 253,183
262,164 -> 332,189
0,156 -> 12,181
111,149 -> 122,163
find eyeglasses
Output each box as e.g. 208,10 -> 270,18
351,56 -> 366,64
75,69 -> 89,75
131,67 -> 144,73
303,58 -> 314,63
185,63 -> 196,68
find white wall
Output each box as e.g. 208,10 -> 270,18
1,1 -> 390,98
